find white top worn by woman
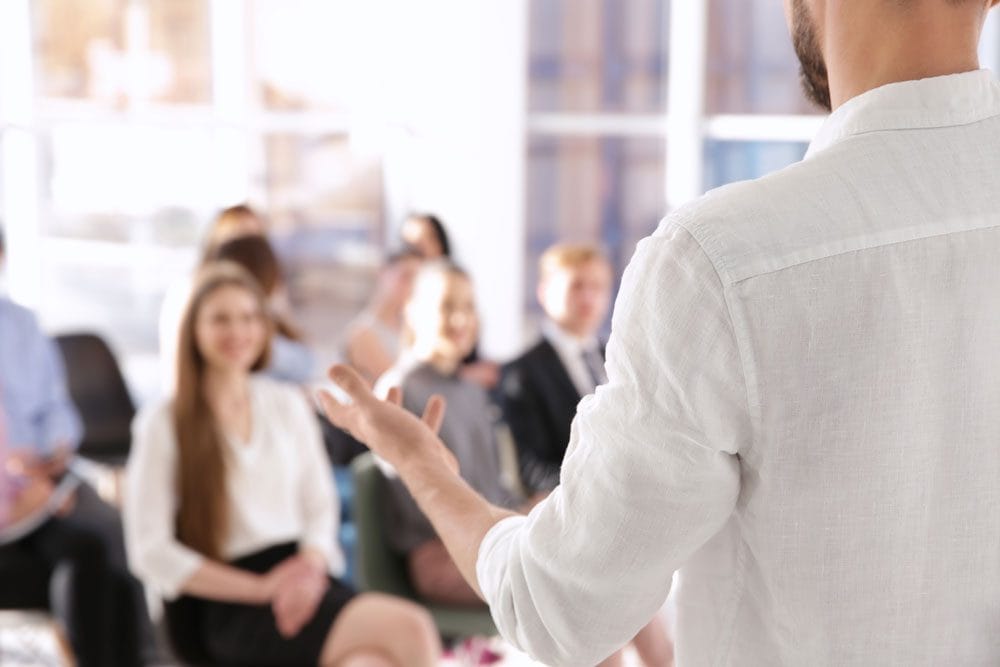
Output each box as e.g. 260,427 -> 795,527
125,376 -> 343,599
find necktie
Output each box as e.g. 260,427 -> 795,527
581,347 -> 607,390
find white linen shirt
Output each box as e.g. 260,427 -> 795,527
476,70 -> 1000,666
125,376 -> 343,599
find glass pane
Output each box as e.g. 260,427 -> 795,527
147,0 -> 212,104
42,123 -> 221,242
706,0 -> 820,115
31,0 -> 211,104
251,1 -> 365,111
704,140 -> 807,190
259,134 -> 385,355
32,0 -> 126,100
982,11 -> 1000,75
528,0 -> 669,113
38,239 -> 194,402
525,135 -> 665,330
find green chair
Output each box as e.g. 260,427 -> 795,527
350,452 -> 497,638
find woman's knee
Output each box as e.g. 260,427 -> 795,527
335,650 -> 396,667
369,596 -> 439,653
321,594 -> 440,667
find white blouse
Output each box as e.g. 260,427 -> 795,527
125,376 -> 343,599
477,70 -> 1000,665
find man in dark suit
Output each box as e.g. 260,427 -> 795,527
499,243 -> 613,495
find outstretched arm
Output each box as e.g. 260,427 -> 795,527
318,373 -> 511,598
320,220 -> 750,665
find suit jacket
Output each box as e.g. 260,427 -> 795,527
498,338 -> 603,494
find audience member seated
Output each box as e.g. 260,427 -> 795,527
498,243 -> 674,665
343,249 -> 423,383
400,213 -> 500,391
1,398 -> 57,533
159,203 -> 273,392
0,228 -> 146,667
207,234 -> 319,384
400,213 -> 451,260
125,262 -> 440,667
499,243 -> 613,494
202,203 -> 267,255
376,261 -> 523,607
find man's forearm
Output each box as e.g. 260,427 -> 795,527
399,457 -> 517,598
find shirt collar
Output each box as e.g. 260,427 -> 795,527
541,319 -> 600,356
806,69 -> 1000,159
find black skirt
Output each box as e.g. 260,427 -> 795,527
164,542 -> 356,667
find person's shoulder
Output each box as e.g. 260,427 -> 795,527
0,296 -> 40,332
380,356 -> 428,388
504,338 -> 554,373
653,153 -> 850,285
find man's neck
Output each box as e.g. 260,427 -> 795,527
544,319 -> 598,347
828,4 -> 985,110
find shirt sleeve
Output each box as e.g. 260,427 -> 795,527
475,220 -> 751,666
289,389 -> 338,570
124,405 -> 204,599
30,318 -> 83,456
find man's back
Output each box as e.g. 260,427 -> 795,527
673,70 -> 1000,663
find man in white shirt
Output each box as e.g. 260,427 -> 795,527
321,1 -> 1000,664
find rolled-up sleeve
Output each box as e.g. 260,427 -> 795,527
124,404 -> 204,599
475,219 -> 751,666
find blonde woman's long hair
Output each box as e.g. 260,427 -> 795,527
172,262 -> 272,559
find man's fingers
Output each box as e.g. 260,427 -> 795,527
316,390 -> 359,437
386,386 -> 402,406
327,364 -> 375,405
422,395 -> 447,435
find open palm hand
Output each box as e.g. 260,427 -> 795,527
317,365 -> 458,475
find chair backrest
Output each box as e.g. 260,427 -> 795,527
350,452 -> 417,598
55,333 -> 135,465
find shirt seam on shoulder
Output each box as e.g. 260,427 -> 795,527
730,220 -> 1000,285
671,220 -> 760,460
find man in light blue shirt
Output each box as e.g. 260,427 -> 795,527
0,285 -> 83,465
0,227 -> 145,667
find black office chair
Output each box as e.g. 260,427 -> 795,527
55,333 -> 135,467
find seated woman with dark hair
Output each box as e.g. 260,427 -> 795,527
125,263 -> 440,667
207,234 -> 318,384
400,213 -> 451,260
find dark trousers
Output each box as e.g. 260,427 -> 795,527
15,483 -> 144,667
